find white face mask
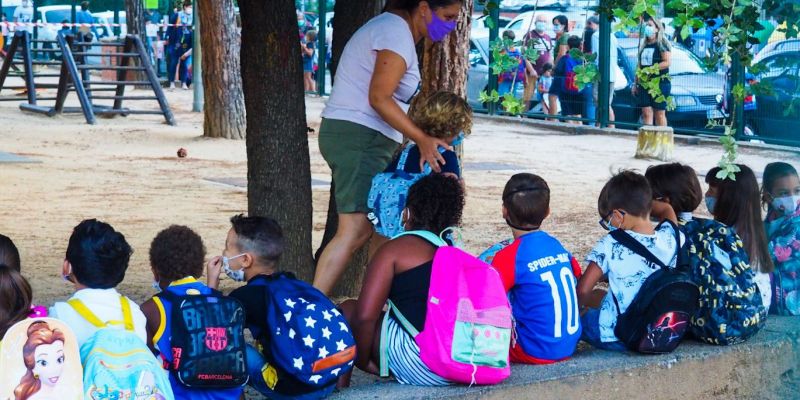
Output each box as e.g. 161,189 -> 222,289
772,195 -> 800,215
222,253 -> 246,282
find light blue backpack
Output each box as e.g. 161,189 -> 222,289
68,296 -> 175,400
367,144 -> 445,238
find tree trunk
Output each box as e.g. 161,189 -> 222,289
125,0 -> 147,83
239,0 -> 314,281
197,0 -> 246,139
317,0 -> 386,299
418,0 -> 473,159
419,0 -> 473,98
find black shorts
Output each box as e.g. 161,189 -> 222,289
636,79 -> 671,111
559,92 -> 584,116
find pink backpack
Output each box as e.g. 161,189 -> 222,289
385,230 -> 512,385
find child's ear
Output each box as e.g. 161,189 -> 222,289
502,205 -> 509,220
546,207 -> 551,220
241,253 -> 255,269
62,260 -> 71,277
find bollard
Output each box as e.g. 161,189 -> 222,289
635,125 -> 674,161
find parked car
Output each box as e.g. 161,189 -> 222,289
91,11 -> 126,40
612,38 -> 726,129
748,39 -> 800,142
466,33 -> 525,110
471,14 -> 511,35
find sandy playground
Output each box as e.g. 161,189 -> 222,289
0,85 -> 797,308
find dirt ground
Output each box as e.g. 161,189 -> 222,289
0,80 -> 797,308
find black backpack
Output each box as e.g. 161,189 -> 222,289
157,289 -> 249,388
609,221 -> 699,354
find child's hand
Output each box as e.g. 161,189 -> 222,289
417,135 -> 449,173
207,256 -> 223,289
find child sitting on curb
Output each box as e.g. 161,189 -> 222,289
489,173 -> 582,363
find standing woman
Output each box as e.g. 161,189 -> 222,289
547,15 -> 569,119
633,14 -> 671,126
314,0 -> 462,295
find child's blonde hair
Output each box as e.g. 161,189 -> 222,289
409,91 -> 473,140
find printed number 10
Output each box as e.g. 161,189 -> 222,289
540,267 -> 580,338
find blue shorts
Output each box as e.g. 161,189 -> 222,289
580,308 -> 627,352
246,345 -> 336,400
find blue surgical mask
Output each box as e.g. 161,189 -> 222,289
606,219 -> 619,232
535,21 -> 547,32
222,253 -> 246,282
553,24 -> 563,33
451,132 -> 465,146
152,280 -> 161,292
644,25 -> 656,39
705,196 -> 716,215
771,195 -> 800,215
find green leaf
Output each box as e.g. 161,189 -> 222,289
681,24 -> 691,40
485,16 -> 496,30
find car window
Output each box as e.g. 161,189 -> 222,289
507,20 -> 523,30
469,42 -> 485,66
46,9 -> 72,24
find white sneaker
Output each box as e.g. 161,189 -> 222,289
169,82 -> 175,90
181,83 -> 189,90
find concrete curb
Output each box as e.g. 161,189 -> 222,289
474,114 -> 800,155
332,316 -> 800,400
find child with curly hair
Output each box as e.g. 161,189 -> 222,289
341,174 -> 464,385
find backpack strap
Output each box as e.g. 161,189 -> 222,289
393,229 -> 447,247
609,229 -> 671,270
67,295 -> 135,332
378,300 -> 420,377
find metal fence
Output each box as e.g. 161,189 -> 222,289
470,7 -> 800,147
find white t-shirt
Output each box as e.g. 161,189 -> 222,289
587,223 -> 681,343
750,261 -> 772,311
591,31 -> 619,83
321,12 -> 420,143
13,5 -> 34,32
50,288 -> 148,347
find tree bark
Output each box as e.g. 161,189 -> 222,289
317,0 -> 386,299
419,0 -> 473,98
197,0 -> 246,139
125,0 -> 147,83
239,0 -> 314,281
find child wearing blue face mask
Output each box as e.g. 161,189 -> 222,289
576,171 -> 681,351
367,91 -> 471,255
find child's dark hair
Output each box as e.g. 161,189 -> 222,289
230,214 -> 285,267
645,163 -> 702,215
0,234 -> 21,272
503,173 -> 550,229
65,219 -> 132,289
406,174 -> 464,234
762,162 -> 798,208
542,62 -> 553,73
598,170 -> 652,218
567,35 -> 582,49
502,30 -> 515,41
711,164 -> 774,273
0,265 -> 33,339
149,225 -> 206,282
705,167 -> 722,188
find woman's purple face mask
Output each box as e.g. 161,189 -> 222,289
425,4 -> 460,42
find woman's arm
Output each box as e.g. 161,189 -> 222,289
577,262 -> 606,308
658,49 -> 671,70
369,50 -> 448,172
352,244 -> 396,373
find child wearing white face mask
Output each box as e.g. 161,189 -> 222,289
207,214 -> 349,400
763,162 -> 800,315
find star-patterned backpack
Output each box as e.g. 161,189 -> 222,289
250,272 -> 356,388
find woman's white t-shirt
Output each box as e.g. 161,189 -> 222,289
321,12 -> 420,143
